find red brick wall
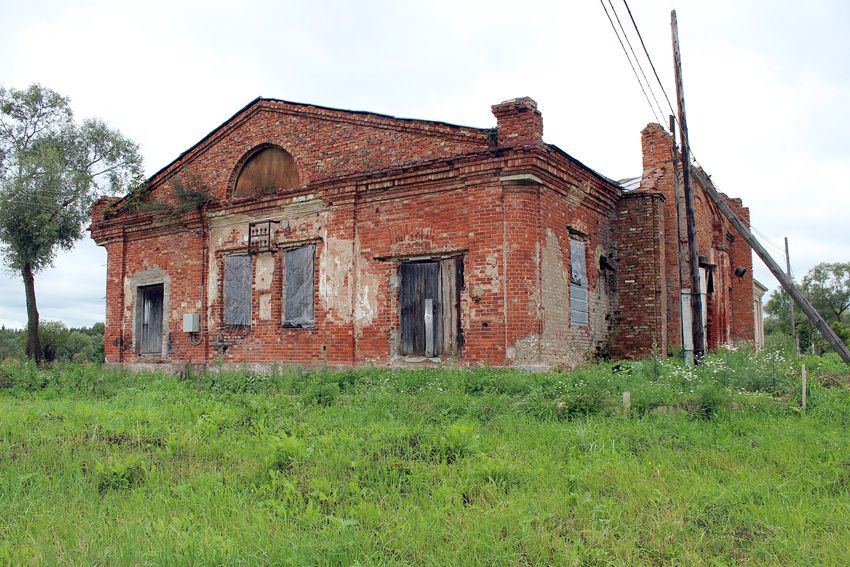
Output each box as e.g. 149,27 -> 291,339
136,99 -> 494,205
637,122 -> 756,352
612,192 -> 668,358
726,199 -> 755,343
492,98 -> 544,147
92,100 -> 756,370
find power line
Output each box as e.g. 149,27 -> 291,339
751,226 -> 787,253
599,0 -> 664,125
614,4 -> 721,195
607,0 -> 667,122
609,3 -> 811,323
750,229 -> 791,265
621,0 -> 677,118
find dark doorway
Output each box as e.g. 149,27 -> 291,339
400,258 -> 462,357
138,284 -> 164,355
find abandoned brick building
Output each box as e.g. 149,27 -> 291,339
90,97 -> 756,370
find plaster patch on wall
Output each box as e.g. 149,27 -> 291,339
255,252 -> 274,290
355,274 -> 379,327
541,229 -> 568,339
354,234 -> 379,330
318,236 -> 354,322
207,257 -> 219,312
284,196 -> 324,217
470,251 -> 501,300
483,251 -> 500,292
259,293 -> 272,320
512,334 -> 539,365
208,212 -> 252,248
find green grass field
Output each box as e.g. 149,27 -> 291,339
1,350 -> 848,565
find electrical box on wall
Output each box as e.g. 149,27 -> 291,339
183,313 -> 200,333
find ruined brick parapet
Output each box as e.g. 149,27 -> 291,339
492,97 -> 544,148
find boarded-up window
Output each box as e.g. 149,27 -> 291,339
570,238 -> 589,326
234,147 -> 300,197
224,255 -> 252,326
283,244 -> 315,327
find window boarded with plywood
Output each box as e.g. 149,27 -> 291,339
224,255 -> 252,327
234,147 -> 300,197
569,238 -> 589,326
283,244 -> 316,327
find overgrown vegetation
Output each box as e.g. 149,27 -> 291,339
109,171 -> 214,219
765,261 -> 850,353
0,349 -> 848,564
0,84 -> 143,364
0,322 -> 103,363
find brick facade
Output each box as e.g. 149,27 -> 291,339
90,97 -> 756,370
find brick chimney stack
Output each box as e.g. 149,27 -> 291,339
640,122 -> 674,172
491,97 -> 543,147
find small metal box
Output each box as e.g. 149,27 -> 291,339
183,313 -> 200,333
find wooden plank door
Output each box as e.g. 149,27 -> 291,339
400,262 -> 442,356
139,284 -> 164,355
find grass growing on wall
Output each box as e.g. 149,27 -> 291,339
0,349 -> 848,565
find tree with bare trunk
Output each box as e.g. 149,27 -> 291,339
0,84 -> 142,364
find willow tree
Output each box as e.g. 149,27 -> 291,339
0,84 -> 143,364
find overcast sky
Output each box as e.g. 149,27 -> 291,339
1,0 -> 848,328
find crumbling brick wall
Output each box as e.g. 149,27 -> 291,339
91,98 -> 755,371
611,192 -> 668,358
636,122 -> 756,354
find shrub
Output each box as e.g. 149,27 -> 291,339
438,422 -> 478,462
688,383 -> 730,419
92,455 -> 148,493
557,376 -> 612,418
512,387 -> 557,420
301,382 -> 340,406
266,434 -> 307,471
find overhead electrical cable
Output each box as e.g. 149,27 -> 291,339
607,0 -> 667,122
598,0 -> 664,125
621,0 -> 677,118
612,1 -> 713,180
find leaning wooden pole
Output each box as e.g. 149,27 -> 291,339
671,10 -> 705,359
784,237 -> 800,355
691,167 -> 850,364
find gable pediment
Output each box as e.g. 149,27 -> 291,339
112,98 -> 493,211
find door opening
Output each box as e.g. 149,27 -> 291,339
138,284 -> 164,355
399,258 -> 462,357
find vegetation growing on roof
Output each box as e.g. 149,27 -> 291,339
106,171 -> 214,220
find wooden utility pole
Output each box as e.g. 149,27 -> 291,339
691,167 -> 850,364
785,237 -> 800,355
671,10 -> 705,360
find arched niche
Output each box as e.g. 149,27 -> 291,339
232,145 -> 301,198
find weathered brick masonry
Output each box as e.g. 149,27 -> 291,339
90,97 -> 756,370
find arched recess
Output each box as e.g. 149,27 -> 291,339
231,145 -> 301,198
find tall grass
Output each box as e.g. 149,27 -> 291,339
0,348 -> 847,565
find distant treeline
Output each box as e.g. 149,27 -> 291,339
0,322 -> 104,363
